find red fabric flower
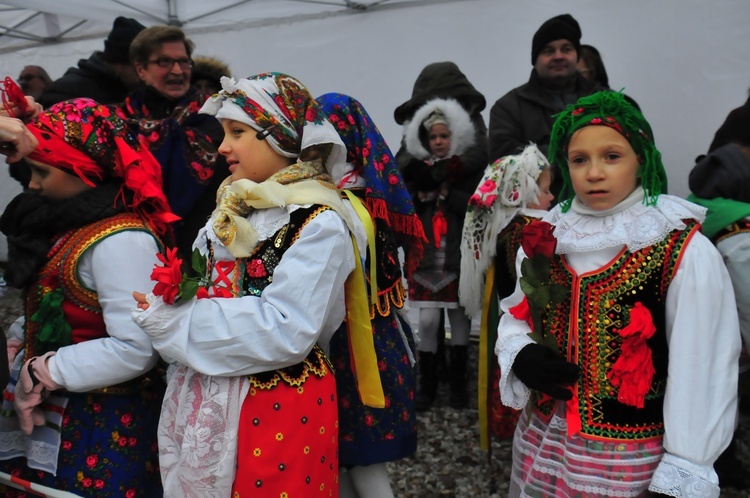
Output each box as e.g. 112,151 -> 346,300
432,210 -> 448,248
607,302 -> 657,408
509,297 -> 535,331
521,221 -> 557,259
150,247 -> 183,305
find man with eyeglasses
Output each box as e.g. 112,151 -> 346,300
117,25 -> 229,263
18,66 -> 52,101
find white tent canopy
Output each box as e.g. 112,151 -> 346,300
1,0 -> 749,261
0,0 -> 429,53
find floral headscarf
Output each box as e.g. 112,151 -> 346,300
119,87 -> 221,218
198,74 -> 353,257
26,98 -> 178,235
459,144 -> 550,315
317,92 -> 426,278
549,90 -> 668,212
200,73 -> 346,170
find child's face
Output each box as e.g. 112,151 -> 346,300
219,119 -> 291,183
428,123 -> 451,159
528,168 -> 554,210
567,125 -> 640,211
27,159 -> 92,200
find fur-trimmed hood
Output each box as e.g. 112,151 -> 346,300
403,98 -> 476,160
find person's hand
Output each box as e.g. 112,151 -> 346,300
14,358 -> 47,435
439,182 -> 449,200
7,338 -> 22,368
133,291 -> 151,311
0,96 -> 41,122
512,343 -> 579,400
0,116 -> 38,162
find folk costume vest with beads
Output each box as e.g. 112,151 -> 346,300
496,215 -> 537,299
712,219 -> 750,244
370,217 -> 406,319
25,213 -> 156,360
226,205 -> 333,390
538,220 -> 700,441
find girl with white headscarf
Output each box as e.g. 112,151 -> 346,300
132,73 -> 384,498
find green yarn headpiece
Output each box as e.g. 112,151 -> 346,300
548,90 -> 668,212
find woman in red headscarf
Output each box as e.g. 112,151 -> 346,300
0,98 -> 177,497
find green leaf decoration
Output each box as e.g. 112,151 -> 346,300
530,254 -> 551,275
31,288 -> 72,356
519,277 -> 537,297
191,248 -> 207,277
180,279 -> 200,301
548,283 -> 570,304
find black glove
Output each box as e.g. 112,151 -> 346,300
512,344 -> 579,400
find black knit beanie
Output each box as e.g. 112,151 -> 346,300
103,16 -> 146,64
531,14 -> 581,65
708,94 -> 750,153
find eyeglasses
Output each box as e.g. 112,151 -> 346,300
17,74 -> 41,83
147,57 -> 193,70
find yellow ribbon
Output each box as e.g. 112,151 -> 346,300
343,190 -> 385,408
342,190 -> 378,307
478,264 -> 496,451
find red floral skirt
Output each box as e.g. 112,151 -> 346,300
232,353 -> 339,497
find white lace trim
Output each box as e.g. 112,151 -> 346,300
544,194 -> 706,254
496,332 -> 534,410
159,363 -> 249,498
195,205 -> 303,257
648,454 -> 720,498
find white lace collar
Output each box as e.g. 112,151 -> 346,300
195,205 -> 304,258
544,188 -> 706,254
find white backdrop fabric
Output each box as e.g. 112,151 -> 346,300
1,0 -> 749,261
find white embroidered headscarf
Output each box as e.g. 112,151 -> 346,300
200,73 -> 353,257
459,144 -> 550,315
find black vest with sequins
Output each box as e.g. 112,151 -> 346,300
536,220 -> 700,441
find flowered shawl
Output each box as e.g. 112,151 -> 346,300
118,86 -> 221,218
317,92 -> 426,278
27,98 -> 178,236
459,144 -> 549,316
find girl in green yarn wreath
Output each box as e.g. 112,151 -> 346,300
496,91 -> 741,497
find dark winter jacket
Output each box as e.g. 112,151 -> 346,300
488,69 -> 601,195
399,96 -> 486,274
394,62 -> 488,182
39,52 -> 131,108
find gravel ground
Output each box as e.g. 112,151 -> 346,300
0,283 -> 748,498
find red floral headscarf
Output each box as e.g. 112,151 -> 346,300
26,98 -> 178,235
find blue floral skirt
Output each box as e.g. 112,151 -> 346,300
0,385 -> 164,497
329,313 -> 418,466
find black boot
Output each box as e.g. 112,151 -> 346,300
448,345 -> 469,409
416,351 -> 438,412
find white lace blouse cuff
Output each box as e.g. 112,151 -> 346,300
648,453 -> 720,498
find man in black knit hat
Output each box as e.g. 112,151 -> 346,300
488,14 -> 602,196
39,16 -> 146,108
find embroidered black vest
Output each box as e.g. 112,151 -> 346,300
539,220 -> 700,441
713,219 -> 750,244
235,205 -> 335,389
495,215 -> 538,300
